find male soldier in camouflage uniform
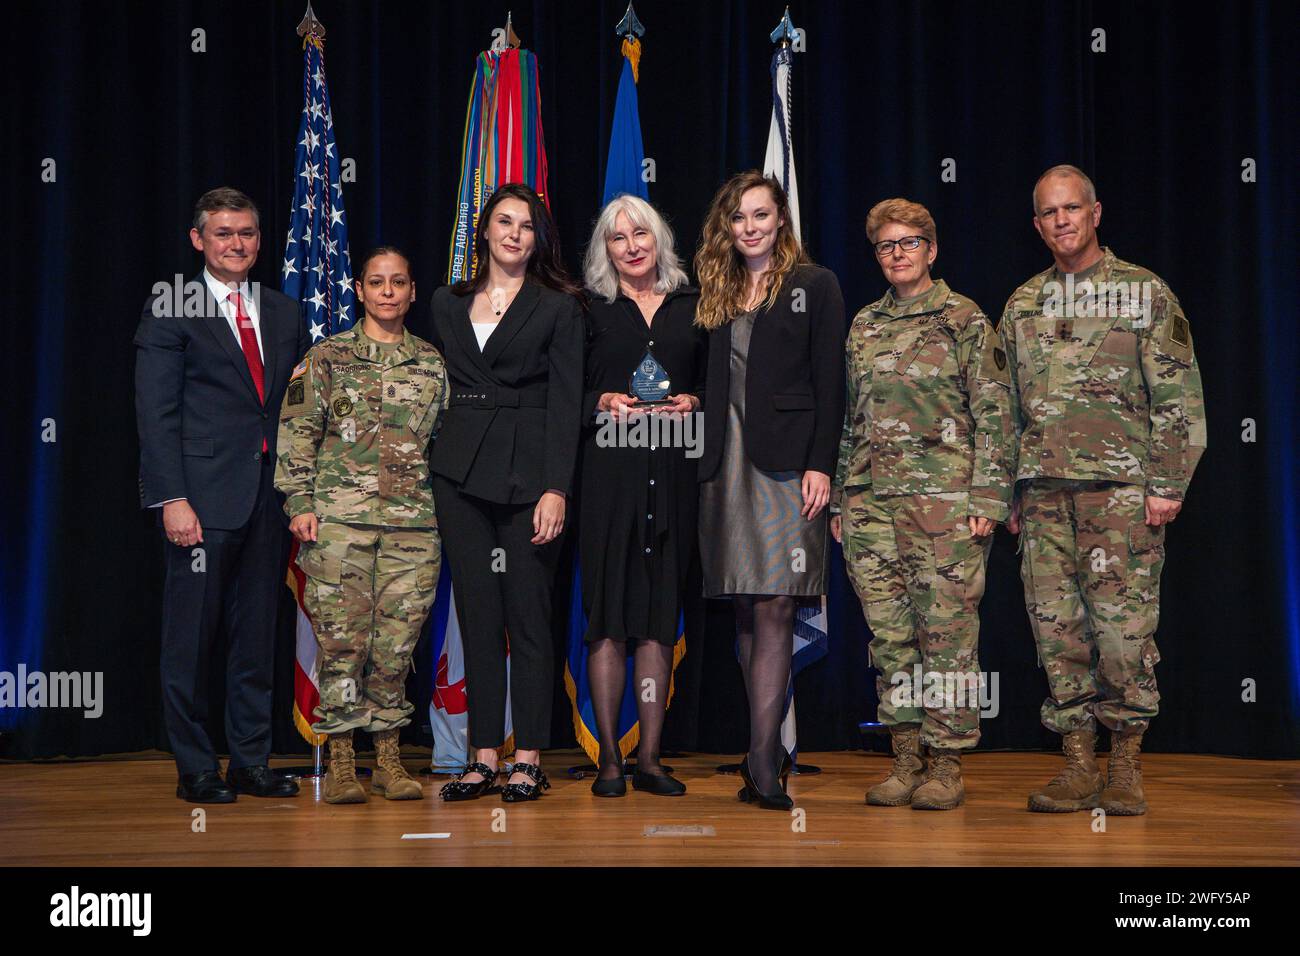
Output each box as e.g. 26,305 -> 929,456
1002,166 -> 1206,815
276,247 -> 448,804
832,200 -> 1016,810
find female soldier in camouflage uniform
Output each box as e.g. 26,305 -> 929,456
275,247 -> 447,804
831,200 -> 1016,810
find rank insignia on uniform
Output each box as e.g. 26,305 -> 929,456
1170,314 -> 1191,347
994,347 -> 1007,370
287,379 -> 305,408
333,396 -> 354,417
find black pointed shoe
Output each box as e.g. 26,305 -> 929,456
227,764 -> 300,798
178,770 -> 236,804
737,756 -> 793,811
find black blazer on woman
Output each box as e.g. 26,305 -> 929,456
429,279 -> 584,504
698,262 -> 846,481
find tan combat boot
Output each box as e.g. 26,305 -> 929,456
866,724 -> 926,806
323,731 -> 367,804
372,729 -> 423,800
912,749 -> 965,810
1027,724 -> 1104,812
1100,731 -> 1147,815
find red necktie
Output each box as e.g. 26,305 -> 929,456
231,291 -> 268,452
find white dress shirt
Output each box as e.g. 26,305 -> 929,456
204,268 -> 264,361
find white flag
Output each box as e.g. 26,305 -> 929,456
763,46 -> 801,241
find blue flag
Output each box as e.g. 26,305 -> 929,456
601,43 -> 648,205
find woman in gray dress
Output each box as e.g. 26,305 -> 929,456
694,171 -> 846,809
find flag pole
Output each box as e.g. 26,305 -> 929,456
770,6 -> 820,777
275,0 -> 328,782
716,5 -> 823,782
567,1 -> 683,781
275,0 -> 356,780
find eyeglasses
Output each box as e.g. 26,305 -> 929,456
873,236 -> 929,257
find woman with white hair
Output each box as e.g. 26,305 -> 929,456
578,194 -> 706,798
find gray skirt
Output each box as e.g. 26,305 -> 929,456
699,310 -> 828,597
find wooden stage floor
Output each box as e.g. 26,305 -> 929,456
3,750 -> 1298,867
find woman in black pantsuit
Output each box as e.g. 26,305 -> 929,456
430,183 -> 585,803
695,171 -> 846,810
578,195 -> 706,798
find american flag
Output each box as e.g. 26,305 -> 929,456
280,31 -> 354,748
282,34 -> 354,343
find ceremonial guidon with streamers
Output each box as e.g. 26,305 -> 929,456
446,32 -> 551,284
283,32 -> 356,344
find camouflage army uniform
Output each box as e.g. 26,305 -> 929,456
1000,248 -> 1206,736
275,323 -> 448,734
834,280 -> 1016,749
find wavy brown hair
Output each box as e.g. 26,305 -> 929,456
693,171 -> 809,330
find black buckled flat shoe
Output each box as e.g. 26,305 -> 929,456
439,763 -> 501,801
632,769 -> 686,796
227,764 -> 300,798
177,770 -> 236,804
501,762 -> 551,802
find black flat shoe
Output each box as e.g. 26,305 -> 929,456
439,762 -> 501,801
227,764 -> 300,798
632,769 -> 686,796
591,762 -> 627,797
177,770 -> 236,804
737,756 -> 793,811
501,762 -> 551,802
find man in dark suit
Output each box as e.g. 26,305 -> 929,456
135,187 -> 310,803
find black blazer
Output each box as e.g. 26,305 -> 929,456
428,280 -> 584,504
698,263 -> 846,481
134,274 -> 310,530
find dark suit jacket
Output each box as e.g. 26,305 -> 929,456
698,262 -> 846,481
134,274 -> 309,530
428,280 -> 584,504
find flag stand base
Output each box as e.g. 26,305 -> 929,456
420,765 -> 467,777
566,761 -> 678,780
567,752 -> 683,780
715,761 -> 822,776
278,744 -> 326,779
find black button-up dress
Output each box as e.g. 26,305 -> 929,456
577,286 -> 707,645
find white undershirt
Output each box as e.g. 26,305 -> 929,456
472,321 -> 499,350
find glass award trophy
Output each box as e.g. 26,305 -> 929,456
629,350 -> 672,407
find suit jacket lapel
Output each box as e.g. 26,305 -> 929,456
194,276 -> 262,405
450,290 -> 496,380
258,291 -> 280,407
481,280 -> 541,367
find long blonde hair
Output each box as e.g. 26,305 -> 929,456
694,171 -> 809,330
